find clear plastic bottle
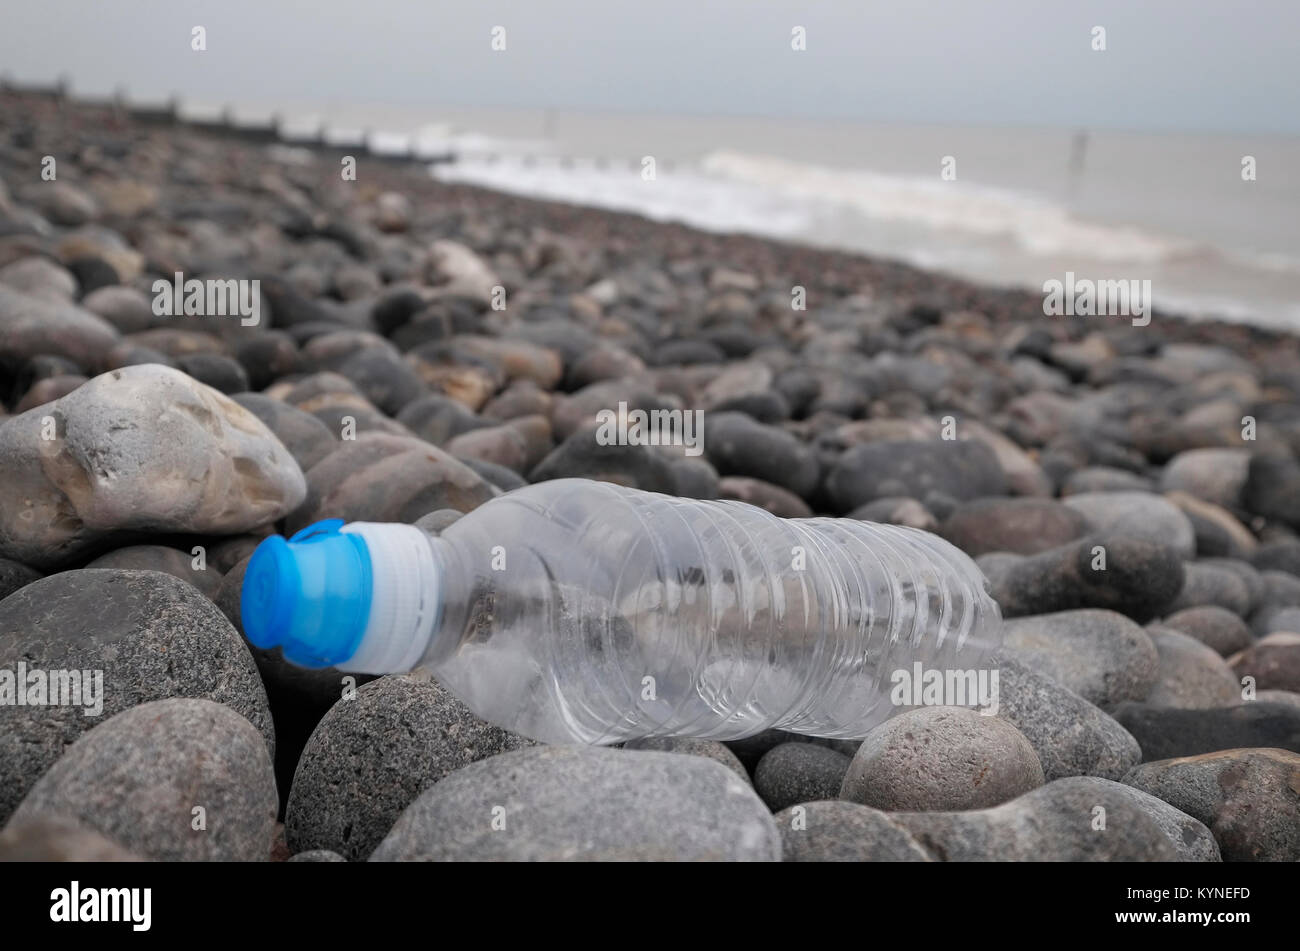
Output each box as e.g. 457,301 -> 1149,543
242,478 -> 1001,745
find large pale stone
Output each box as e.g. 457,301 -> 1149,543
0,364 -> 306,568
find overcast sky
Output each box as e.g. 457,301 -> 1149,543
2,0 -> 1297,133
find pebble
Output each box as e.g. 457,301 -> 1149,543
458,455 -> 529,492
1144,627 -> 1242,709
286,675 -> 532,861
824,439 -> 1007,513
1253,540 -> 1300,578
984,535 -> 1184,620
622,736 -> 750,782
444,415 -> 552,473
702,412 -> 820,498
716,476 -> 813,518
993,656 -> 1142,781
287,433 -> 497,531
1061,466 -> 1154,496
13,374 -> 85,412
1229,632 -> 1300,693
1166,491 -> 1258,560
1159,448 -> 1250,508
428,241 -> 502,307
847,496 -> 938,532
840,706 -> 1044,811
396,391 -> 492,444
444,334 -> 564,390
753,742 -> 853,811
1260,568 -> 1300,609
940,497 -> 1089,556
529,423 -> 679,493
175,352 -> 250,394
66,256 -> 121,294
0,283 -> 119,371
58,228 -> 142,280
889,777 -> 1219,861
232,392 -> 339,472
412,508 -> 465,534
1164,561 -> 1254,615
0,814 -> 143,862
1250,604 -> 1300,638
1256,689 -> 1300,709
41,182 -> 100,225
1112,701 -> 1300,759
11,699 -> 278,861
301,331 -> 426,415
84,544 -> 224,599
774,801 -> 931,862
1242,450 -> 1300,529
370,745 -> 780,861
374,192 -> 412,232
287,849 -> 347,863
1203,556 -> 1266,611
0,556 -> 42,600
723,730 -> 850,771
0,256 -> 78,299
0,569 -> 273,824
0,364 -> 306,569
1123,749 -> 1300,861
999,609 -> 1159,708
480,380 -> 554,422
548,381 -> 673,440
1160,605 -> 1253,656
231,331 -> 300,390
962,420 -> 1054,497
1063,491 -> 1197,560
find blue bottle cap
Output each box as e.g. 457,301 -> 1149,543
241,519 -> 373,668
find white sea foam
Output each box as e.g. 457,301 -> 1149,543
699,150 -> 1193,264
433,153 -> 816,238
428,136 -> 1298,329
434,147 -> 1197,265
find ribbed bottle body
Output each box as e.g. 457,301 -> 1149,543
423,479 -> 1001,745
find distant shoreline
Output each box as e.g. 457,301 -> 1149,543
3,85 -> 1298,355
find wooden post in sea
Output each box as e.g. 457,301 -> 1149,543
1067,128 -> 1088,202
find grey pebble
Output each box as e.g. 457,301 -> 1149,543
285,674 -> 532,861
775,800 -> 931,862
0,569 -> 273,824
999,609 -> 1158,709
370,745 -> 780,861
840,706 -> 1044,811
1123,749 -> 1300,861
11,698 -> 278,861
890,777 -> 1219,862
754,742 -> 852,811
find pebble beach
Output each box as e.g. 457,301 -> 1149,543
1,88 -> 1299,863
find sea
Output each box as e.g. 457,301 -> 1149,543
205,99 -> 1300,331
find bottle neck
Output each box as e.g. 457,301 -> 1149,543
423,535 -> 469,668
336,523 -> 456,674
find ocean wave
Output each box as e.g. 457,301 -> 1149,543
432,155 -> 816,238
698,150 -> 1193,265
435,146 -> 1211,266
430,143 -> 1297,328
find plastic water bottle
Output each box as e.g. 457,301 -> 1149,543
242,478 -> 1001,745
